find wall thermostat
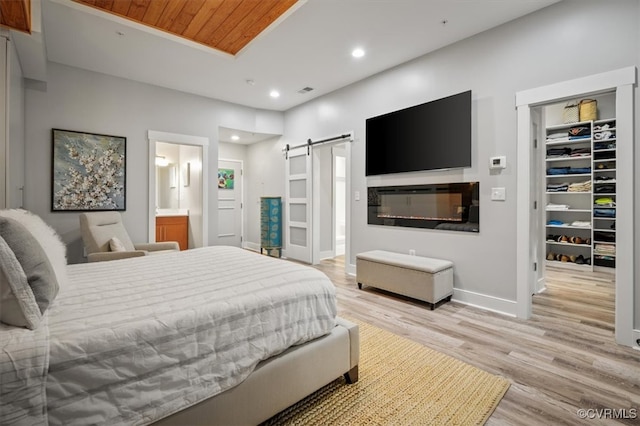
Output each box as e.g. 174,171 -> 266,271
489,156 -> 506,169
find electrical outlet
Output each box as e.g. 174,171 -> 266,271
409,249 -> 416,256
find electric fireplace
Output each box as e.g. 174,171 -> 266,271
368,182 -> 479,232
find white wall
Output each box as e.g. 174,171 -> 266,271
250,0 -> 640,315
244,136 -> 286,249
24,62 -> 283,263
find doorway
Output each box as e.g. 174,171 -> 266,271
148,130 -> 209,249
285,133 -> 352,266
217,158 -> 243,247
515,66 -> 635,346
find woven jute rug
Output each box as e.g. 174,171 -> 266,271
262,318 -> 510,425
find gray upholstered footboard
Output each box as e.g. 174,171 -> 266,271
153,317 -> 359,426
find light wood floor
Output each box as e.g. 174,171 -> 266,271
313,258 -> 640,425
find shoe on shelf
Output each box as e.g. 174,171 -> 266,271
575,255 -> 585,265
547,252 -> 556,261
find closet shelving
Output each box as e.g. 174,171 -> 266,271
592,118 -> 617,269
544,118 -> 617,271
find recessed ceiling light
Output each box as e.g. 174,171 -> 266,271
270,90 -> 280,98
352,48 -> 365,58
231,135 -> 240,141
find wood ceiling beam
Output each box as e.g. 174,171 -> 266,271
0,0 -> 32,34
72,0 -> 299,56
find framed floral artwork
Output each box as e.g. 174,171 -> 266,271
218,168 -> 234,189
51,129 -> 126,211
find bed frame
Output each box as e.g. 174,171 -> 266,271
153,317 -> 359,425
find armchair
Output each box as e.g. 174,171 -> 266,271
79,212 -> 179,262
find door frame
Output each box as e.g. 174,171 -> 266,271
311,133 -> 352,265
217,158 -> 244,247
148,130 -> 209,247
515,66 -> 636,346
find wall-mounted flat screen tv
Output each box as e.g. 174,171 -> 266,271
365,90 -> 471,176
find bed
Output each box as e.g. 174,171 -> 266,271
0,209 -> 359,426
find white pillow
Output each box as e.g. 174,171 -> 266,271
0,209 -> 68,289
109,237 -> 126,252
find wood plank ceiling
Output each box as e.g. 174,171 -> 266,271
0,0 -> 32,33
72,0 -> 299,55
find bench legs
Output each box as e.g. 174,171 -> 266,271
357,282 -> 362,290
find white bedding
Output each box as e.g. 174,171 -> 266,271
2,246 -> 337,426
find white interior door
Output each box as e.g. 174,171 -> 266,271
285,147 -> 312,263
217,159 -> 243,247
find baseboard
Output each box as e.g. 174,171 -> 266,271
346,263 -> 356,276
244,241 -> 260,252
320,250 -> 334,261
452,288 -> 517,317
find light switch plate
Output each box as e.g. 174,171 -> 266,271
491,187 -> 506,201
354,191 -> 360,201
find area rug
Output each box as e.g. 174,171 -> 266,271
262,318 -> 510,425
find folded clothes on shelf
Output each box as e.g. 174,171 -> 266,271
594,231 -> 615,242
594,243 -> 616,255
568,126 -> 590,136
594,151 -> 616,160
547,183 -> 569,192
546,203 -> 570,210
594,141 -> 616,150
593,130 -> 615,140
594,208 -> 616,218
594,122 -> 615,131
567,180 -> 591,192
594,176 -> 615,183
547,166 -> 592,175
594,197 -> 615,207
547,132 -> 568,140
594,184 -> 616,193
547,220 -> 566,226
570,220 -> 591,227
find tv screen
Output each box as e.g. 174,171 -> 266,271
365,90 -> 471,176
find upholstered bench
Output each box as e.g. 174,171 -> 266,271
356,250 -> 454,310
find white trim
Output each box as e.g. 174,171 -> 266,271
148,130 -> 209,147
452,289 -> 517,318
515,66 -> 636,106
614,84 -> 634,345
148,130 -> 209,248
218,157 -> 244,247
319,250 -> 334,261
244,241 -> 260,252
516,67 -> 636,346
346,263 -> 356,276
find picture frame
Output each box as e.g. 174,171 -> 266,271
218,168 -> 235,189
51,129 -> 126,211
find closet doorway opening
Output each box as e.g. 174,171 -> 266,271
535,92 -> 617,330
516,66 -> 635,347
312,142 -> 348,262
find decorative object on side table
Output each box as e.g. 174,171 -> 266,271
260,196 -> 282,258
52,129 -> 126,211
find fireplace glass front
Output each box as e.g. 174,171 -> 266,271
368,182 -> 479,232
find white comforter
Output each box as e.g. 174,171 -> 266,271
1,246 -> 337,426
